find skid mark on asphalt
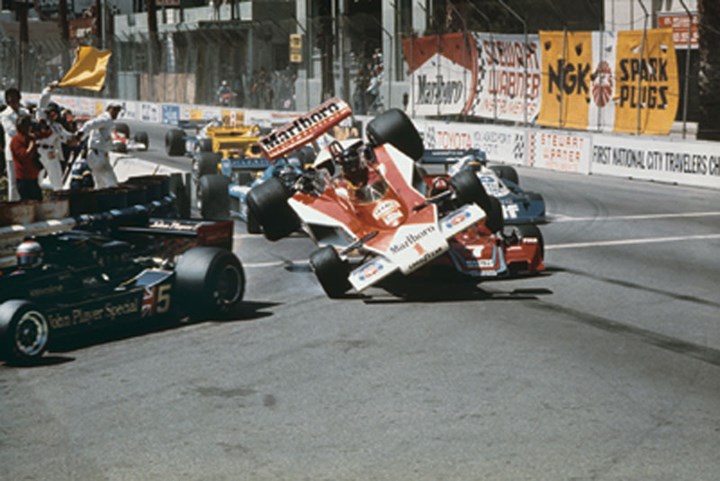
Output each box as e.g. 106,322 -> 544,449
532,300 -> 720,368
559,266 -> 720,309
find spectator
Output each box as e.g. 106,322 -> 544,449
75,101 -> 122,189
36,81 -> 76,190
0,87 -> 30,201
11,115 -> 42,201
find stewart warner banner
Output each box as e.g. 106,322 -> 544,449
402,32 -> 540,122
538,28 -> 679,135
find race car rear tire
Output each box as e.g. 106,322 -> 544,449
449,169 -> 493,215
490,165 -> 520,186
309,246 -> 352,299
166,128 -> 186,156
175,247 -> 245,318
246,177 -> 300,241
198,174 -> 230,220
0,300 -> 50,364
134,131 -> 150,150
366,108 -> 424,161
515,224 -> 544,258
114,122 -> 130,137
486,197 -> 505,233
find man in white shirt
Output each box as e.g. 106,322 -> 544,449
1,87 -> 30,200
35,82 -> 76,190
76,101 -> 122,189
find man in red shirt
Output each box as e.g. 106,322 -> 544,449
11,115 -> 42,201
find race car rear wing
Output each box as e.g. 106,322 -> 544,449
119,219 -> 234,251
258,97 -> 352,160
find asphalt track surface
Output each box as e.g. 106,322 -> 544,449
2,121 -> 719,481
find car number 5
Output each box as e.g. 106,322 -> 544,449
156,284 -> 172,314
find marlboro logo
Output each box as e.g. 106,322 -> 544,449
258,98 -> 352,159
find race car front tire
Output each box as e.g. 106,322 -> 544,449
0,300 -> 50,364
246,205 -> 262,234
197,138 -> 213,153
246,177 -> 300,241
309,246 -> 352,299
175,247 -> 245,318
166,128 -> 186,156
486,197 -> 505,233
366,108 -> 424,161
449,169 -> 493,214
193,152 -> 221,178
198,174 -> 230,220
134,131 -> 150,150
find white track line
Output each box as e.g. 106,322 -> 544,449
552,211 -> 720,222
548,233 -> 720,250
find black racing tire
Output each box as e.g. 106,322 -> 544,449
449,169 -> 493,214
174,247 -> 245,318
309,246 -> 352,299
366,108 -> 424,161
165,128 -> 186,156
0,301 -> 50,364
486,196 -> 505,233
246,206 -> 262,234
246,177 -> 300,241
514,224 -> 544,258
193,152 -> 221,179
197,138 -> 213,153
490,165 -> 520,186
134,131 -> 150,150
114,122 -> 130,137
198,174 -> 230,220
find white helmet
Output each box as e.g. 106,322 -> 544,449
16,240 -> 43,269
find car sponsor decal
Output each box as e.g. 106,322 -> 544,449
444,210 -> 472,229
356,260 -> 385,282
258,98 -> 352,160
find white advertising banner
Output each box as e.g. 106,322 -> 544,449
591,134 -> 720,189
528,130 -> 592,174
469,33 -> 542,123
417,120 -> 527,165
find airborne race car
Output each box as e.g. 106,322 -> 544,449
422,149 -> 547,224
246,98 -> 544,298
0,211 -> 245,364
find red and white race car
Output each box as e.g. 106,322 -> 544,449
247,98 -> 544,298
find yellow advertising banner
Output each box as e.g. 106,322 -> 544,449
538,28 -> 678,135
58,46 -> 112,92
538,31 -> 593,130
613,28 -> 678,135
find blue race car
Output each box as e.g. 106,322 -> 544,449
421,149 -> 546,224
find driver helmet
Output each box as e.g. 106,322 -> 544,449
341,145 -> 368,188
16,240 -> 43,269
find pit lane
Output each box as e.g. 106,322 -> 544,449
1,120 -> 719,480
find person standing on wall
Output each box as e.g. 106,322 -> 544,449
0,88 -> 30,201
35,81 -> 76,190
75,101 -> 122,189
11,115 -> 43,201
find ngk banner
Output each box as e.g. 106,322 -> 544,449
468,33 -> 542,123
538,28 -> 678,135
403,33 -> 478,117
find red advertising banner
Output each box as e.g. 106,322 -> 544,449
657,12 -> 698,49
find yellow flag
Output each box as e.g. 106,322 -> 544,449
58,46 -> 112,92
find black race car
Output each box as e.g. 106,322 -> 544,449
0,211 -> 245,364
